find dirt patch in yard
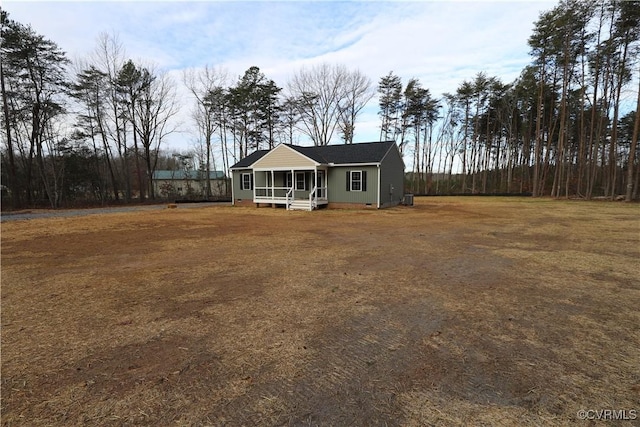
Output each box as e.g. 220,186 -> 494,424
2,197 -> 639,426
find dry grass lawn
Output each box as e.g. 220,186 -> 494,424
1,197 -> 639,426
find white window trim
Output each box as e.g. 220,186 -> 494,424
295,172 -> 306,191
241,173 -> 252,190
350,170 -> 363,192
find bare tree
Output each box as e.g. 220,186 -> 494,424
288,63 -> 362,146
90,32 -> 127,200
132,65 -> 179,199
183,65 -> 229,198
278,95 -> 302,145
337,69 -> 374,144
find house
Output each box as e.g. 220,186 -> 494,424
230,141 -> 405,210
153,170 -> 228,199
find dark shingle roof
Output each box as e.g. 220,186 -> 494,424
229,150 -> 270,169
288,141 -> 396,164
229,141 -> 398,169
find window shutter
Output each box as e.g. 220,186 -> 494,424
346,170 -> 350,191
250,174 -> 254,190
362,171 -> 367,191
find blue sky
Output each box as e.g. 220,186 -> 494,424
5,0 -> 557,152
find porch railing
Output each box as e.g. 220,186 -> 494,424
316,186 -> 327,200
309,185 -> 317,209
285,187 -> 294,209
255,185 -> 326,209
255,186 -> 290,200
308,185 -> 327,209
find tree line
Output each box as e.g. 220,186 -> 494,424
384,0 -> 639,199
0,8 -> 374,208
1,0 -> 639,209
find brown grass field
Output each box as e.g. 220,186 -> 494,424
1,197 -> 639,426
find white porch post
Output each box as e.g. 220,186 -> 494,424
291,168 -> 294,199
324,168 -> 328,199
252,170 -> 256,201
270,170 -> 274,199
377,164 -> 381,208
313,168 -> 317,204
231,171 -> 235,205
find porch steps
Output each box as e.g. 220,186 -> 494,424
288,200 -> 314,211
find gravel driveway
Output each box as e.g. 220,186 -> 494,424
0,202 -> 229,222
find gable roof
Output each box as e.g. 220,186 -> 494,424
229,149 -> 270,169
252,144 -> 319,169
153,170 -> 226,180
230,141 -> 397,169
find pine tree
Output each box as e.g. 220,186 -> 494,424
1,9 -> 69,207
377,71 -> 403,142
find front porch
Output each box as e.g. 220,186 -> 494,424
253,169 -> 328,210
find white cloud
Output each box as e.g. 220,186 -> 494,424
3,0 -> 556,151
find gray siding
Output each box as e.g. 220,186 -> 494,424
327,165 -> 379,205
232,169 -> 253,200
233,143 -> 404,208
379,146 -> 405,207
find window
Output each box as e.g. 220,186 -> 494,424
346,170 -> 367,192
241,173 -> 253,190
285,172 -> 293,188
351,171 -> 362,191
295,172 -> 306,191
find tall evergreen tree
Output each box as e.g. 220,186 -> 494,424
377,71 -> 403,142
69,65 -> 113,202
1,9 -> 70,207
117,59 -> 149,199
228,66 -> 281,156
